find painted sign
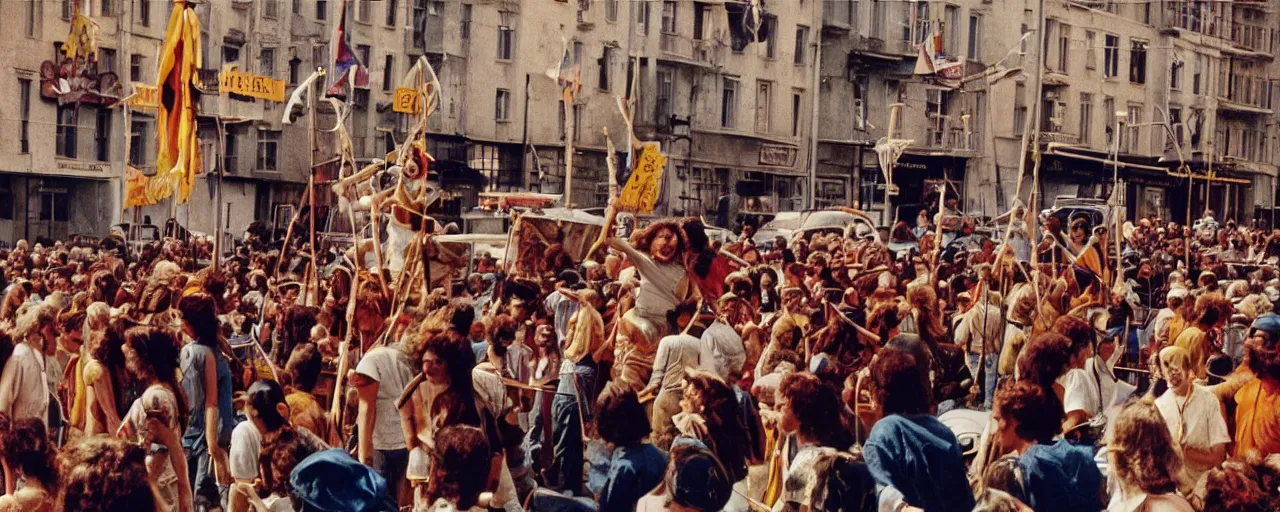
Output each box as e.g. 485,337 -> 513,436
219,70 -> 286,102
129,83 -> 159,109
393,87 -> 422,114
759,144 -> 799,167
615,143 -> 667,214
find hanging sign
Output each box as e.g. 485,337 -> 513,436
129,84 -> 159,109
393,87 -> 422,114
219,70 -> 287,102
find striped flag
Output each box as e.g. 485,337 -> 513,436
325,0 -> 369,98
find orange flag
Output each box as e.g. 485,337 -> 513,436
156,0 -> 203,204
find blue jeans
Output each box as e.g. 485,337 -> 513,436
967,352 -> 1001,410
371,448 -> 409,503
550,359 -> 597,494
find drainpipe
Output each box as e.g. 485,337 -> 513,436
807,35 -> 822,209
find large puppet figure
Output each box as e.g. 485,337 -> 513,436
605,220 -> 689,390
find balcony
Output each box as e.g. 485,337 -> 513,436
1161,2 -> 1227,39
1230,22 -> 1273,55
1217,72 -> 1274,114
823,2 -> 854,34
406,20 -> 445,56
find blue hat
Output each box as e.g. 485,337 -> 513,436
1251,313 -> 1280,339
289,449 -> 397,512
670,446 -> 732,511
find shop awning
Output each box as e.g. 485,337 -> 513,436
1044,144 -> 1251,185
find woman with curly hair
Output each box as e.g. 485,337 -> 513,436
773,372 -> 859,512
0,417 -> 60,509
1105,400 -> 1193,511
82,311 -> 130,437
605,219 -> 689,390
119,326 -> 192,512
56,436 -> 159,512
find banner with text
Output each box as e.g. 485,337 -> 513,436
219,70 -> 286,102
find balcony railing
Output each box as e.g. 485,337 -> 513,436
1231,22 -> 1272,53
1162,2 -> 1227,39
823,1 -> 854,31
660,33 -> 693,61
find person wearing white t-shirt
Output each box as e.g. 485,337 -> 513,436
353,344 -> 415,503
1154,347 -> 1229,491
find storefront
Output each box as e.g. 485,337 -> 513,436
860,151 -> 968,225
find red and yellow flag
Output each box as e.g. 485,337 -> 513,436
156,0 -> 203,204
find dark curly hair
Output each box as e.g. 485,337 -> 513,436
684,369 -> 752,483
629,219 -> 687,262
780,372 -> 857,449
123,326 -> 189,433
993,381 -> 1063,444
1202,460 -> 1275,512
178,292 -> 221,349
595,382 -> 651,447
1051,315 -> 1095,355
0,417 -> 59,491
1017,333 -> 1074,399
869,349 -> 932,416
56,437 -> 157,512
426,425 -> 492,510
408,326 -> 481,429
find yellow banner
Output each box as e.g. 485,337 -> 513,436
219,70 -> 286,102
393,88 -> 422,114
123,166 -> 151,210
129,84 -> 159,109
615,143 -> 666,215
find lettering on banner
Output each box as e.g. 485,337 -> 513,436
615,143 -> 667,215
393,88 -> 423,114
219,70 -> 287,102
129,84 -> 160,109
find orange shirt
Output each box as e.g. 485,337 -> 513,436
1233,378 -> 1280,458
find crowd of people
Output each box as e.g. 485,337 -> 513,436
0,203 -> 1278,512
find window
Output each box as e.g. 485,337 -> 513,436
100,48 -> 117,74
792,91 -> 803,137
461,4 -> 471,39
289,57 -> 301,85
606,0 -> 618,22
497,14 -> 514,60
945,6 -> 959,56
764,16 -> 778,59
1170,60 -> 1183,90
558,100 -> 566,139
1103,96 -> 1115,146
756,80 -> 772,133
57,106 -> 77,158
1020,24 -> 1029,55
656,69 -> 673,123
257,130 -> 280,170
39,192 -> 68,223
383,55 -> 394,91
294,0 -> 302,14
598,47 -> 612,91
1079,93 -> 1093,144
1193,54 -> 1203,95
130,119 -> 148,166
224,128 -> 238,173
264,0 -> 279,18
356,45 -> 371,73
260,48 -> 276,77
1103,34 -> 1119,78
101,0 -> 113,16
24,0 -> 36,37
386,0 -> 398,26
1126,105 -> 1142,153
139,0 -> 150,27
317,0 -> 327,20
61,0 -> 72,20
794,26 -> 810,65
0,181 -> 12,221
721,78 -> 738,128
496,89 -> 511,120
1057,24 -> 1070,72
662,1 -> 677,34
1013,83 -> 1027,134
967,15 -> 981,60
224,45 -> 241,65
693,4 -> 706,40
1085,31 -> 1096,70
639,0 -> 650,35
357,0 -> 371,22
18,79 -> 31,154
95,108 -> 111,162
1169,107 -> 1183,148
573,104 -> 582,141
1129,40 -> 1147,84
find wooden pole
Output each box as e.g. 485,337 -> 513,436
307,73 -> 321,303
214,117 -> 225,268
564,94 -> 574,207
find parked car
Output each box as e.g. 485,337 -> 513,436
1042,196 -> 1113,230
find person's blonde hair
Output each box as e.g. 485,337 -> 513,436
1107,400 -> 1183,495
1158,346 -> 1193,373
13,303 -> 55,342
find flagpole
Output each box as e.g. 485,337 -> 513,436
308,69 -> 320,303
564,96 -> 574,208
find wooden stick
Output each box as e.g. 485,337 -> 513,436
272,186 -> 312,280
